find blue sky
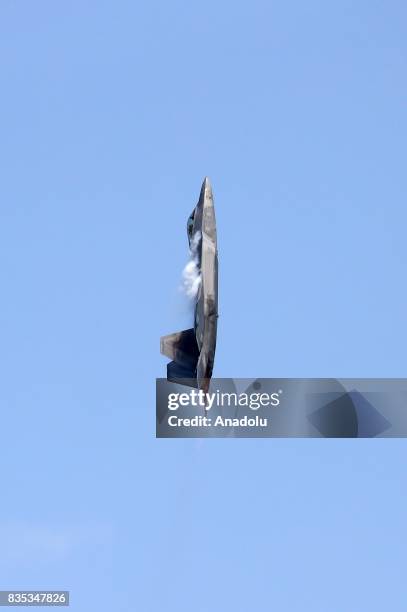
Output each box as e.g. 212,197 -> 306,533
0,2 -> 406,610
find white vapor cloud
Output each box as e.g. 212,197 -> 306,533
181,231 -> 201,299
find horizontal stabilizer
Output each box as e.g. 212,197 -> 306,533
167,361 -> 198,388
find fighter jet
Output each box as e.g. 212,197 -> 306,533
160,177 -> 218,393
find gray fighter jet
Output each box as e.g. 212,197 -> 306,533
160,177 -> 218,393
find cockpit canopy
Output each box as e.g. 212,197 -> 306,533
187,209 -> 195,243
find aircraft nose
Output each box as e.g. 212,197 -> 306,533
202,176 -> 213,200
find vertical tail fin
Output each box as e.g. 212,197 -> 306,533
160,328 -> 199,386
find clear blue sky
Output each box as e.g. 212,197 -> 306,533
0,2 -> 406,610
